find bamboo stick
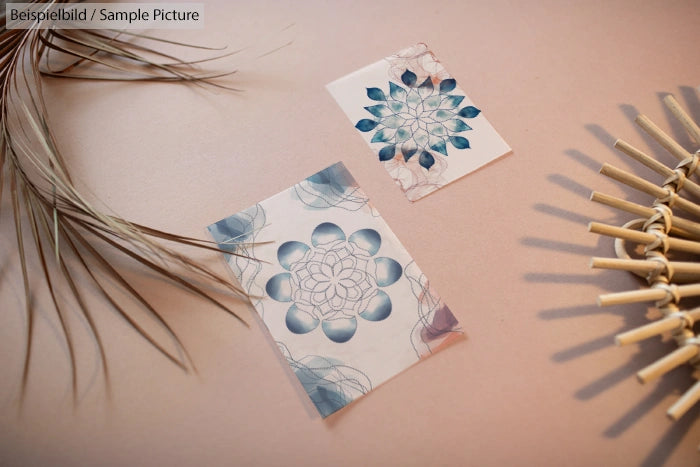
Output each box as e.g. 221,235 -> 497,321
590,191 -> 700,240
598,283 -> 700,307
614,139 -> 700,199
636,114 -> 693,162
588,221 -> 700,255
591,257 -> 700,277
614,308 -> 700,346
667,379 -> 700,421
637,345 -> 699,384
663,95 -> 700,144
600,163 -> 700,219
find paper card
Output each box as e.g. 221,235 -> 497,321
208,162 -> 461,417
327,43 -> 511,201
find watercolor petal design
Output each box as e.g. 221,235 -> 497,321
266,222 -> 404,343
277,241 -> 310,271
322,317 -> 358,343
266,272 -> 293,302
355,71 -> 480,170
359,290 -> 392,322
286,304 -> 320,334
348,229 -> 381,255
418,151 -> 435,170
312,222 -> 346,246
374,257 -> 403,287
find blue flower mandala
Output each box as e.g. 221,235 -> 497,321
266,223 -> 403,343
355,70 -> 481,170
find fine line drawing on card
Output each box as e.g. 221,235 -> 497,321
327,43 -> 512,201
208,162 -> 462,417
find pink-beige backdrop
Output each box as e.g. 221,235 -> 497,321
2,1 -> 700,465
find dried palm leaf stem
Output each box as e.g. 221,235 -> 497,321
0,2 -> 260,403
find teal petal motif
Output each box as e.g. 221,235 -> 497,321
401,69 -> 417,87
364,104 -> 392,118
445,119 -> 471,132
417,77 -> 434,97
413,129 -> 429,147
349,229 -> 381,255
285,305 -> 320,334
423,95 -> 442,110
427,122 -> 446,136
389,81 -> 407,100
406,90 -> 421,108
459,106 -> 481,118
389,101 -> 407,113
402,145 -> 417,161
378,144 -> 396,161
367,87 -> 387,101
371,128 -> 396,143
381,115 -> 405,129
355,69 -> 478,169
266,273 -> 293,302
359,290 -> 392,322
395,127 -> 411,143
311,222 -> 346,246
419,151 -> 436,169
443,95 -> 465,109
322,317 -> 357,343
374,257 -> 403,286
429,138 -> 448,156
277,241 -> 310,270
439,78 -> 456,93
431,109 -> 455,122
355,119 -> 379,132
449,135 -> 470,149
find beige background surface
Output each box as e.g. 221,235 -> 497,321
2,1 -> 700,465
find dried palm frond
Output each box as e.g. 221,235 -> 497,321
1,3 -> 259,403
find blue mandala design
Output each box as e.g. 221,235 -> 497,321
355,69 -> 481,170
266,223 -> 403,343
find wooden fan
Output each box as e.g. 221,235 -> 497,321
589,94 -> 700,422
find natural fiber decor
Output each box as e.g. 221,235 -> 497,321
589,94 -> 700,422
0,4 -> 255,403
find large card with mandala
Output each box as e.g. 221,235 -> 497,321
208,162 -> 461,417
327,43 -> 511,201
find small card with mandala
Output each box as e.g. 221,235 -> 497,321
208,162 -> 461,418
326,43 -> 511,201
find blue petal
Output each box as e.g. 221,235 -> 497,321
355,119 -> 378,132
449,136 -> 470,149
365,105 -> 392,118
417,77 -> 433,95
266,273 -> 292,302
367,87 -> 387,101
359,290 -> 392,322
277,241 -> 309,270
445,119 -> 471,132
311,222 -> 346,246
389,81 -> 407,100
439,78 -> 456,93
395,127 -> 411,143
401,69 -> 417,87
443,95 -> 465,109
419,151 -> 435,169
285,305 -> 320,334
429,139 -> 447,156
459,106 -> 481,118
401,145 -> 417,161
349,229 -> 381,255
371,128 -> 396,143
374,257 -> 403,286
378,145 -> 396,161
322,317 -> 357,343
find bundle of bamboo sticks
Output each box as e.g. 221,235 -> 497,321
589,94 -> 700,422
